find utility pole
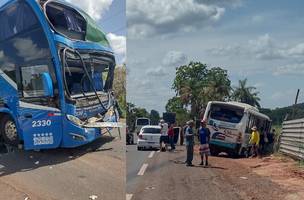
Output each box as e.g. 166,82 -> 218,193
291,89 -> 300,119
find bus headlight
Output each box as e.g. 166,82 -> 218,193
67,115 -> 83,126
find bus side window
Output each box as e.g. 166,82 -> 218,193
0,2 -> 38,42
21,65 -> 50,97
0,2 -> 39,83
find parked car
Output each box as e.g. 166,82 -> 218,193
126,126 -> 134,145
137,125 -> 161,150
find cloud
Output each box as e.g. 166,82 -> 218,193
145,50 -> 188,76
162,51 -> 188,66
209,34 -> 304,60
251,15 -> 264,23
13,38 -> 49,62
127,0 -> 227,38
66,0 -> 113,21
248,34 -> 285,60
107,33 -> 126,63
273,63 -> 304,76
146,67 -> 168,77
209,44 -> 242,56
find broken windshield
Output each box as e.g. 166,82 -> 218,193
61,49 -> 114,97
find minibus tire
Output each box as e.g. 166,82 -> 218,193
0,115 -> 19,146
210,145 -> 219,156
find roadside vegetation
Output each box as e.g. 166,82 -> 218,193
113,64 -> 127,118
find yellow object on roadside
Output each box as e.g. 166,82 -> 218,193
249,130 -> 260,145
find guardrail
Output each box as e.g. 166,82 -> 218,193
279,118 -> 304,160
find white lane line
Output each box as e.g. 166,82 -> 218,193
157,150 -> 160,153
148,151 -> 155,158
126,194 -> 133,200
137,163 -> 148,176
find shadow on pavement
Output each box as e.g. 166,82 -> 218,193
0,136 -> 115,177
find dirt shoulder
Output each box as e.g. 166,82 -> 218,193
234,154 -> 304,199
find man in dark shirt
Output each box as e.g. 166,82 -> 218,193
198,120 -> 211,166
185,120 -> 194,166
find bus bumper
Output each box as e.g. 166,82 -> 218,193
210,140 -> 237,149
60,122 -> 104,148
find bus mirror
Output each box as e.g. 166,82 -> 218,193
42,72 -> 54,97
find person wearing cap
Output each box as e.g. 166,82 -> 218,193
198,120 -> 211,166
249,125 -> 260,157
159,119 -> 169,151
185,120 -> 195,166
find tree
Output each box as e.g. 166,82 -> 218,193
126,102 -> 150,131
172,62 -> 231,118
113,64 -> 126,117
150,110 -> 160,125
165,96 -> 190,126
204,67 -> 231,102
232,78 -> 261,108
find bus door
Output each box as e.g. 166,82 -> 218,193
244,113 -> 255,147
17,64 -> 63,150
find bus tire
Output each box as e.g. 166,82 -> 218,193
0,115 -> 19,146
231,145 -> 241,158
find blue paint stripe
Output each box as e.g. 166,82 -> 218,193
210,140 -> 237,149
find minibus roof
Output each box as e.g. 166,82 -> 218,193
209,101 -> 271,121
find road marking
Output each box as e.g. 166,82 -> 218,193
148,151 -> 155,158
157,150 -> 160,153
126,194 -> 133,200
137,163 -> 148,176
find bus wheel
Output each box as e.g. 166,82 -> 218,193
0,115 -> 19,146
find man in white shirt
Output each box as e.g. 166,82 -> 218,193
159,119 -> 168,151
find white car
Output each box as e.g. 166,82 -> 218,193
137,125 -> 161,150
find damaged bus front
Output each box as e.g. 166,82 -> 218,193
0,0 -> 119,150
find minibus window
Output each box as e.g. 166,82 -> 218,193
210,104 -> 244,123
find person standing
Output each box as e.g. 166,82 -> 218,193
159,119 -> 168,151
249,126 -> 260,158
185,120 -> 195,166
266,129 -> 275,153
180,124 -> 187,145
198,120 -> 211,166
168,124 -> 175,151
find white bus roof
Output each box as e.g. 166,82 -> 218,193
208,101 -> 270,121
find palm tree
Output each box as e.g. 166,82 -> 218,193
232,78 -> 261,108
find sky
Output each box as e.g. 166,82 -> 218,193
127,0 -> 304,113
67,0 -> 126,64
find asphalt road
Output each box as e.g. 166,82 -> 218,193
127,133 -> 152,193
127,143 -> 289,200
0,127 -> 125,200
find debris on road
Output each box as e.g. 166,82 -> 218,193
89,194 -> 98,200
239,176 -> 248,180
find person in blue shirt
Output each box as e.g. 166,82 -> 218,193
198,120 -> 211,166
185,120 -> 195,166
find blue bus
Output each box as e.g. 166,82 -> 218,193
0,0 -> 119,150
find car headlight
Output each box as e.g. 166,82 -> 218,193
67,115 -> 83,126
